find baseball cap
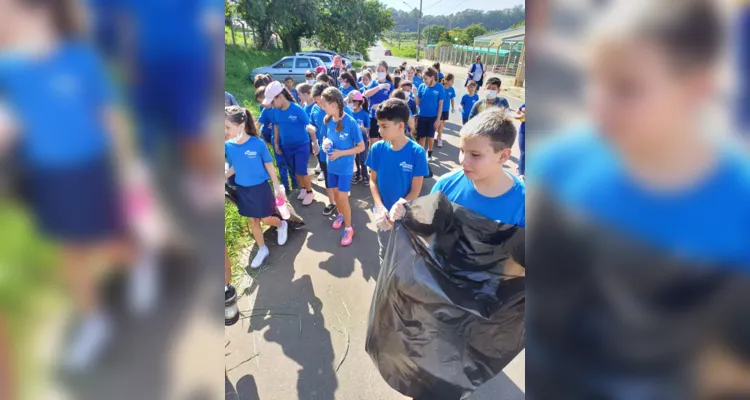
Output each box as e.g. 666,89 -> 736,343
351,91 -> 364,102
315,65 -> 326,74
262,81 -> 284,105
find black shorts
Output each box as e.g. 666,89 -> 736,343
369,118 -> 380,139
440,112 -> 449,121
416,116 -> 437,139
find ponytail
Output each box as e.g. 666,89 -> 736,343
225,106 -> 258,137
321,87 -> 346,132
243,109 -> 259,137
280,88 -> 296,103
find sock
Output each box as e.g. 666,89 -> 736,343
306,189 -> 313,193
428,150 -> 433,157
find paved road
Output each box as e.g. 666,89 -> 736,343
225,45 -> 525,400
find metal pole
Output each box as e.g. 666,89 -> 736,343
416,0 -> 423,61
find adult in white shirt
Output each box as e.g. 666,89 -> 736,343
466,55 -> 485,88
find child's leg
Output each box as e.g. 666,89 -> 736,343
260,215 -> 281,228
335,190 -> 353,228
427,137 -> 434,152
327,188 -> 336,205
289,171 -> 299,189
224,246 -> 231,286
437,120 -> 444,140
279,166 -> 292,192
418,136 -> 427,150
249,218 -> 265,248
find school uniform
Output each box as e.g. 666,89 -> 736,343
323,114 -> 363,192
225,136 -> 276,218
432,170 -> 526,227
259,107 -> 298,191
468,97 -> 510,120
290,88 -> 300,103
441,86 -> 456,121
0,41 -> 123,242
351,108 -> 371,179
310,104 -> 332,188
340,85 -> 355,97
460,93 -> 479,125
365,80 -> 394,138
416,83 -> 446,139
365,139 -> 429,262
271,103 -> 312,176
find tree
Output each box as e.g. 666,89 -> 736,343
237,0 -> 275,49
316,0 -> 393,54
389,6 -> 524,32
463,24 -> 488,42
423,25 -> 447,45
269,0 -> 319,53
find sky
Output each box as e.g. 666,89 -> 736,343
380,0 -> 524,16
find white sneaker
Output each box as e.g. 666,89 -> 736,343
277,221 -> 288,245
250,246 -> 269,269
128,248 -> 159,316
437,139 -> 443,148
64,312 -> 112,372
302,191 -> 315,206
296,190 -> 307,200
317,172 -> 325,181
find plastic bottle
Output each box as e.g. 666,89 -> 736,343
276,196 -> 291,220
322,137 -> 334,154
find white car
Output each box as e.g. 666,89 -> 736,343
297,51 -> 352,69
250,55 -> 327,83
345,51 -> 363,61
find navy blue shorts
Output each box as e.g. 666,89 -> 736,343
236,181 -> 275,219
440,112 -> 449,121
27,156 -> 123,244
133,57 -> 210,154
282,143 -> 311,176
328,173 -> 352,193
416,116 -> 437,139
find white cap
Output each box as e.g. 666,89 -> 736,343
263,81 -> 284,105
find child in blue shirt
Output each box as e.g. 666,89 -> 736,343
255,86 -> 298,193
437,73 -> 456,148
309,83 -> 339,215
363,61 -> 395,145
339,72 -> 359,97
319,87 -> 365,246
367,99 -> 430,262
415,67 -> 445,162
264,81 -> 319,206
224,107 -> 288,269
430,109 -> 525,226
284,77 -> 300,103
460,80 -> 480,125
433,62 -> 444,81
390,90 -> 416,135
398,81 -> 418,115
468,77 -> 510,120
350,91 -> 371,185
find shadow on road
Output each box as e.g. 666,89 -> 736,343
226,374 -> 260,400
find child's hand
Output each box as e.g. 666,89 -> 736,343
311,141 -> 320,156
389,198 -> 408,222
433,120 -> 440,129
275,184 -> 286,198
275,145 -> 283,155
328,149 -> 343,161
374,206 -> 393,231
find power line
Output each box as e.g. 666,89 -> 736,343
424,0 -> 443,10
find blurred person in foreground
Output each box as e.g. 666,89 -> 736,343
528,0 -> 750,398
116,0 -> 224,211
0,0 -> 164,372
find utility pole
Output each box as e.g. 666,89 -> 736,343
416,0 -> 423,61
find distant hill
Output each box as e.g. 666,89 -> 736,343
389,6 -> 525,33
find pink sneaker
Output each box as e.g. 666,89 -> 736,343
341,227 -> 354,246
302,191 -> 315,206
332,215 -> 344,229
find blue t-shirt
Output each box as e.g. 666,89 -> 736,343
366,139 -> 430,210
519,103 -> 526,133
366,80 -> 394,118
257,107 -> 274,143
468,97 -> 510,120
224,136 -> 273,187
407,97 -> 418,115
340,85 -> 355,97
122,0 -> 222,60
412,75 -> 423,89
442,86 -> 456,112
271,103 -> 310,148
290,88 -> 300,103
533,131 -> 750,268
438,72 -> 444,81
431,170 -> 526,227
0,41 -> 114,168
323,114 -> 363,176
309,105 -> 327,162
304,102 -> 316,117
352,109 -> 370,129
460,93 -> 480,120
417,83 -> 446,118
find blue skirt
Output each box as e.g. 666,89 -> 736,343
27,156 -> 123,243
236,181 -> 276,218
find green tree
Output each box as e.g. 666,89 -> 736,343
237,0 -> 275,49
422,25 -> 447,45
317,0 -> 393,54
270,0 -> 319,53
462,24 -> 488,43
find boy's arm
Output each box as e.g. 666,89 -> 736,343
436,100 -> 444,120
274,125 -> 282,154
368,170 -> 385,208
405,176 -> 424,201
408,116 -> 415,133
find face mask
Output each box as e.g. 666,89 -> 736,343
487,90 -> 498,99
377,72 -> 386,81
307,79 -> 314,84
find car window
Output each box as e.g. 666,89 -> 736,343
310,59 -> 321,68
317,55 -> 332,63
296,58 -> 312,69
274,58 -> 295,69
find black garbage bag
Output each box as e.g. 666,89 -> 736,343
366,192 -> 525,400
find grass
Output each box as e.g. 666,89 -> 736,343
225,26 -> 253,49
382,39 -> 418,59
351,60 -> 366,69
224,44 -> 293,272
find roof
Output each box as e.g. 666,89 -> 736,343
473,26 -> 526,45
